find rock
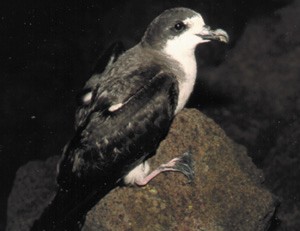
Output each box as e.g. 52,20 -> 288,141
195,1 -> 300,230
263,118 -> 300,230
6,156 -> 59,231
6,109 -> 277,231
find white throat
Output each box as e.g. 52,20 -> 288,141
162,15 -> 208,114
163,40 -> 197,114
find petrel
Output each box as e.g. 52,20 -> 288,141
31,7 -> 229,231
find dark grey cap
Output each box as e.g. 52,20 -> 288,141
141,7 -> 200,49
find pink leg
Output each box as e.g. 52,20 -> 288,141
135,151 -> 194,186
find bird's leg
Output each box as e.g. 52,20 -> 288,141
135,151 -> 194,186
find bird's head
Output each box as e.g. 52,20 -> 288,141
142,7 -> 229,57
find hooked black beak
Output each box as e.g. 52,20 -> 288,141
197,26 -> 229,43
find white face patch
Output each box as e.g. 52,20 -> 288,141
163,15 -> 210,114
163,15 -> 209,59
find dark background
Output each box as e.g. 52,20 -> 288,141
1,0 -> 298,230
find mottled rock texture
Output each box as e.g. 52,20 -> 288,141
195,1 -> 300,230
7,109 -> 277,231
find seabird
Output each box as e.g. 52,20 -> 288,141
31,7 -> 229,231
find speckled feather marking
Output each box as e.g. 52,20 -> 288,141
58,65 -> 179,185
33,7 -> 227,230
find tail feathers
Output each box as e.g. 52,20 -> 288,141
31,184 -> 114,231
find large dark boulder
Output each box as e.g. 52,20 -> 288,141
6,109 -> 277,231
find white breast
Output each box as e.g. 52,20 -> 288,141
163,36 -> 197,114
161,15 -> 210,114
173,57 -> 197,114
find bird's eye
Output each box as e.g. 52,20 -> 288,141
174,22 -> 186,31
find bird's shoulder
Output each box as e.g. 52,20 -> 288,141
56,45 -> 180,185
76,45 -> 178,128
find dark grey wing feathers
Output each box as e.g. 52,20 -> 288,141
57,70 -> 178,187
75,42 -> 125,120
37,66 -> 178,231
76,65 -> 161,128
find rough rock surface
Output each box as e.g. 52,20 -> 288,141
6,109 -> 277,231
194,1 -> 300,230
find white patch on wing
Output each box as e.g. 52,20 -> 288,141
82,91 -> 92,104
124,161 -> 150,185
108,103 -> 124,112
163,15 -> 210,114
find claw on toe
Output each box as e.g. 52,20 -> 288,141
134,151 -> 195,186
172,151 -> 195,182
